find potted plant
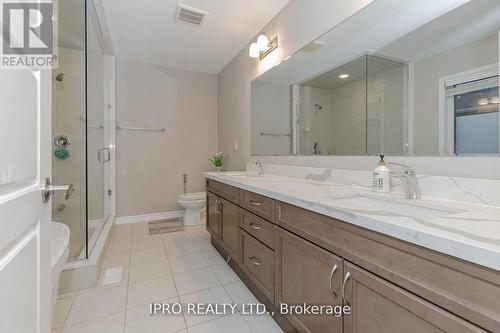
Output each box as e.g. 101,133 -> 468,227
209,152 -> 225,172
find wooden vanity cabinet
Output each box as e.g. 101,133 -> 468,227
206,179 -> 495,333
239,229 -> 275,302
206,179 -> 240,260
342,261 -> 485,333
206,191 -> 220,239
219,198 -> 239,260
275,226 -> 344,333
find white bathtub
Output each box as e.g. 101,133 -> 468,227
51,222 -> 70,316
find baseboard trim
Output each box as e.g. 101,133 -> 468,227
115,210 -> 184,225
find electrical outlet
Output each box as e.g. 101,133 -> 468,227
234,140 -> 239,151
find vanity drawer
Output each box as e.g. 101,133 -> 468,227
239,229 -> 275,302
275,200 -> 500,332
206,179 -> 239,204
239,209 -> 275,249
240,190 -> 274,222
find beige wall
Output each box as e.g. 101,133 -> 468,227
116,60 -> 218,217
251,81 -> 291,155
218,0 -> 374,170
218,1 -> 500,179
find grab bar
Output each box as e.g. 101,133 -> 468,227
116,126 -> 165,132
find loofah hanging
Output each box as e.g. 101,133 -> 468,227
54,147 -> 70,160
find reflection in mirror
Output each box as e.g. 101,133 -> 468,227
251,0 -> 499,156
295,55 -> 407,156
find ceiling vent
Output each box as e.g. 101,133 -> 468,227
176,3 -> 207,26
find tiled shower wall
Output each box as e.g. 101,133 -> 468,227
52,47 -> 87,260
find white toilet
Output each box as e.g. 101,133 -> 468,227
178,192 -> 206,225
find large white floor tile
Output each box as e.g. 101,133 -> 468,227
130,247 -> 167,265
125,299 -> 186,333
127,275 -> 177,309
211,264 -> 240,284
187,229 -> 210,242
52,295 -> 75,328
169,253 -> 208,273
194,239 -> 215,252
188,314 -> 251,333
131,235 -> 164,252
165,240 -> 200,258
202,250 -> 226,266
162,231 -> 193,245
132,222 -> 148,233
61,312 -> 125,333
223,281 -> 258,310
65,286 -> 127,325
179,286 -> 234,327
173,266 -> 220,295
129,260 -> 171,283
107,238 -> 132,255
102,252 -> 130,268
98,253 -> 130,287
242,314 -> 284,333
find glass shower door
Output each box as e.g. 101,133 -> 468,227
52,0 -> 87,261
86,0 -> 110,256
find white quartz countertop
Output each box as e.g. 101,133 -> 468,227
205,171 -> 500,271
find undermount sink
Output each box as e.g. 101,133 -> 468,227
322,194 -> 463,220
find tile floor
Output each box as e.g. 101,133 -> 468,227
52,223 -> 284,333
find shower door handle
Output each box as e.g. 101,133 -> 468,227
97,147 -> 111,163
41,178 -> 75,203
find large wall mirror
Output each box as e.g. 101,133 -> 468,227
251,0 -> 500,156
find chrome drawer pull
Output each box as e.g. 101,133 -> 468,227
249,256 -> 261,266
249,200 -> 261,207
342,272 -> 351,305
329,264 -> 339,297
215,199 -> 221,214
250,223 -> 261,230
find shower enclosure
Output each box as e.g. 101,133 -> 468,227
296,54 -> 408,155
53,0 -> 115,262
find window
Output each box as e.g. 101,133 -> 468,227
439,64 -> 499,155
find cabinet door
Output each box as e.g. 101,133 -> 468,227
275,227 -> 343,333
342,262 -> 485,333
206,191 -> 220,239
220,198 -> 239,259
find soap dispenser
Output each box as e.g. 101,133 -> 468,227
373,155 -> 390,193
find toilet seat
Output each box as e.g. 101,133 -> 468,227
179,191 -> 205,201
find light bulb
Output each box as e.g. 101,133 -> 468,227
339,74 -> 349,79
256,34 -> 269,51
491,96 -> 499,104
478,98 -> 489,106
249,42 -> 259,58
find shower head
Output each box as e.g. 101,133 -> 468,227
56,73 -> 65,82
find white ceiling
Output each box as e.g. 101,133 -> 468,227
102,0 -> 290,74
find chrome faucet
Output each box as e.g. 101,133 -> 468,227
389,162 -> 421,200
249,158 -> 264,175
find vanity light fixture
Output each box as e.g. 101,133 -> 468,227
339,73 -> 349,79
249,33 -> 278,60
249,43 -> 260,58
478,98 -> 489,106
